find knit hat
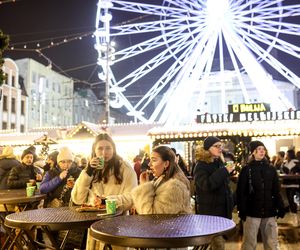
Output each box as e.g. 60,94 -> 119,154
203,136 -> 221,150
249,140 -> 265,154
48,150 -> 59,162
57,147 -> 74,163
21,146 -> 37,161
0,146 -> 15,159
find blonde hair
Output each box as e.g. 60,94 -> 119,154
195,144 -> 224,163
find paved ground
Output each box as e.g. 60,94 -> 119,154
225,212 -> 300,250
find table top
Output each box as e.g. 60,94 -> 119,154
90,214 -> 236,248
5,206 -> 122,231
0,189 -> 45,205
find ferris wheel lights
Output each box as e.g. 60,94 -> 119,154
100,0 -> 113,9
100,13 -> 112,22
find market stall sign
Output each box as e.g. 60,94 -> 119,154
196,110 -> 300,123
228,103 -> 270,113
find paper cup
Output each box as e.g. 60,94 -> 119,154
105,199 -> 117,214
36,182 -> 41,189
26,186 -> 36,197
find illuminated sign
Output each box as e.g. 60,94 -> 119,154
228,103 -> 270,113
196,110 -> 300,123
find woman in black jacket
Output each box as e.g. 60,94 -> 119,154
236,140 -> 285,250
194,136 -> 235,250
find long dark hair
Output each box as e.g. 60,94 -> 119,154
152,146 -> 180,181
91,133 -> 122,184
152,146 -> 190,190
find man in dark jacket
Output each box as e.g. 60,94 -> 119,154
236,140 -> 285,250
7,146 -> 43,189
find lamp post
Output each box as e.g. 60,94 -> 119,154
105,42 -> 110,124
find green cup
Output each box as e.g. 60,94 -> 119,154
105,199 -> 117,214
26,182 -> 32,187
36,182 -> 41,189
26,186 -> 36,197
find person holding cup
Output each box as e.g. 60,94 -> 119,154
40,147 -> 81,208
71,133 -> 137,250
193,136 -> 235,250
7,146 -> 43,189
71,133 -> 137,207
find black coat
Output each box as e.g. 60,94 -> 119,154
7,163 -> 42,189
194,159 -> 234,219
236,159 -> 285,220
0,158 -> 22,189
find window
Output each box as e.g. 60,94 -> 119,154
4,73 -> 8,85
11,123 -> 15,129
11,98 -> 16,113
20,125 -> 25,132
12,75 -> 15,87
2,122 -> 7,129
32,72 -> 37,83
21,100 -> 25,115
3,96 -> 8,111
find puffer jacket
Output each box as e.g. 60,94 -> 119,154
194,159 -> 234,219
236,159 -> 285,220
7,163 -> 42,189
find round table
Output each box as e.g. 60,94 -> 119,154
90,214 -> 236,248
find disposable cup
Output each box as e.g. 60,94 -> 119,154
36,182 -> 41,189
26,182 -> 33,187
105,199 -> 117,214
26,186 -> 36,197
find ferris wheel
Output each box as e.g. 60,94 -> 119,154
94,0 -> 300,125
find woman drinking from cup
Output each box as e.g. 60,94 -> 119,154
71,133 -> 137,249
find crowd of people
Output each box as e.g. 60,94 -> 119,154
0,134 -> 299,250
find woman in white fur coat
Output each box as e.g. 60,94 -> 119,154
112,145 -> 191,214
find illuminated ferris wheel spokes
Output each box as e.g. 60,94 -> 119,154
95,0 -> 300,124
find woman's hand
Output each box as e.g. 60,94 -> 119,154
90,157 -> 101,169
225,161 -> 235,174
59,170 -> 68,180
139,171 -> 150,184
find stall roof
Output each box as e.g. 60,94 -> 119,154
0,132 -> 46,146
148,120 -> 300,140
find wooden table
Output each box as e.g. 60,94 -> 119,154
0,189 -> 46,250
90,214 -> 236,249
5,206 -> 122,250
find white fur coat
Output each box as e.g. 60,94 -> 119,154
122,176 -> 191,214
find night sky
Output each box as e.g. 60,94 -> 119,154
0,0 -> 299,108
0,0 -> 99,87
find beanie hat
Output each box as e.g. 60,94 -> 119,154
21,146 -> 37,161
48,150 -> 59,161
203,136 -> 221,150
249,140 -> 265,154
57,147 -> 73,163
0,146 -> 15,159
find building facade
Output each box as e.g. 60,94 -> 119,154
73,87 -> 103,124
16,58 -> 74,129
0,58 -> 28,132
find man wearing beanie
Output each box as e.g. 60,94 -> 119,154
7,146 -> 43,189
236,140 -> 285,249
40,147 -> 81,207
194,136 -> 234,250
